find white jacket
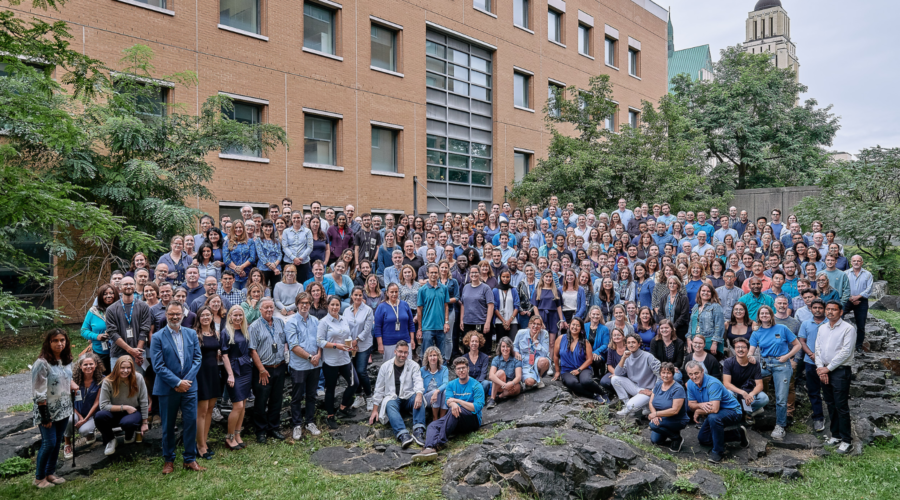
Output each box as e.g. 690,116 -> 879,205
372,358 -> 424,424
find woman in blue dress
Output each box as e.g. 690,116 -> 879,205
224,220 -> 257,290
533,271 -> 564,348
254,219 -> 282,291
221,305 -> 251,450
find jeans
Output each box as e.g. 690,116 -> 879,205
731,391 -> 770,413
160,391 -> 198,463
846,298 -> 868,349
424,389 -> 445,409
323,363 -> 358,415
697,408 -> 743,456
611,376 -> 651,411
384,395 -> 427,437
290,367 -> 321,426
760,358 -> 792,427
823,365 -> 852,443
252,363 -> 287,435
650,416 -> 688,445
94,410 -> 142,444
561,368 -> 604,399
424,407 -> 480,449
804,364 -> 824,420
353,346 -> 374,397
36,418 -> 67,479
421,330 -> 445,360
442,309 -> 456,360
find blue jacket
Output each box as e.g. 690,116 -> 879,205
150,325 -> 202,396
420,365 -> 449,393
492,287 -> 521,323
586,322 -> 610,356
81,309 -> 108,354
375,245 -> 399,276
224,240 -> 257,287
255,238 -> 283,271
557,286 -> 587,320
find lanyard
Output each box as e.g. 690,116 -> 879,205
264,320 -> 276,342
121,299 -> 134,325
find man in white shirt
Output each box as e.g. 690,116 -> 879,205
367,341 -> 425,448
815,300 -> 856,454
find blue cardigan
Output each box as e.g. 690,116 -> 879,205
373,300 -> 416,346
558,286 -> 587,320
375,245 -> 399,276
420,365 -> 449,393
586,322 -> 610,356
81,309 -> 108,354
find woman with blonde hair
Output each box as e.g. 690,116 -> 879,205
273,264 -> 303,321
420,346 -> 449,420
242,283 -> 265,325
221,306 -> 251,450
94,356 -> 149,457
224,220 -> 257,290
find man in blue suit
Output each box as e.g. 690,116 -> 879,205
150,301 -> 204,474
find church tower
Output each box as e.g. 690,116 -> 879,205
743,0 -> 799,81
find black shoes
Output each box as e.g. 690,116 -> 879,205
707,451 -> 724,464
399,433 -> 414,449
413,428 -> 426,447
256,434 -> 267,445
669,436 -> 684,453
337,407 -> 356,419
326,417 -> 338,430
268,431 -> 285,441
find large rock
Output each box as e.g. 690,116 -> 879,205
0,412 -> 34,440
613,469 -> 673,499
769,432 -> 823,450
309,444 -> 418,474
0,427 -> 41,462
689,469 -> 727,498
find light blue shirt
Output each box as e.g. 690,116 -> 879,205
286,313 -> 320,371
714,228 -> 738,244
845,268 -> 873,298
384,266 -> 401,286
170,326 -> 185,367
798,317 -> 827,364
282,226 -> 313,264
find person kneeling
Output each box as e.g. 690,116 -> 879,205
368,341 -> 426,448
513,316 -> 551,390
412,357 -> 485,462
722,337 -> 769,425
612,333 -> 661,417
686,361 -> 748,463
486,337 -> 523,408
648,362 -> 690,452
95,356 -> 149,457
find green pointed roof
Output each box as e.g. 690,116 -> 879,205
668,44 -> 713,91
667,9 -> 674,57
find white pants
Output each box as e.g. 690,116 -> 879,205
611,375 -> 651,411
65,415 -> 96,437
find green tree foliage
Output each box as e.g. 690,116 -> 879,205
671,46 -> 840,191
510,74 -> 726,213
794,147 -> 900,281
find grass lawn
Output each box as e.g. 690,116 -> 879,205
871,309 -> 900,331
0,327 -> 89,377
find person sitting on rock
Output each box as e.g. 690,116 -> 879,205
647,362 -> 690,452
420,346 -> 449,421
685,360 -> 747,464
612,333 -> 661,417
552,317 -> 608,403
721,337 -> 769,426
94,356 -> 149,457
368,341 -> 426,448
412,357 -> 485,463
485,337 -> 523,409
512,315 -> 551,389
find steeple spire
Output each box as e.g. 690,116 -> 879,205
667,8 -> 674,57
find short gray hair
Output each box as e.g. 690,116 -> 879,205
392,249 -> 403,257
685,360 -> 703,372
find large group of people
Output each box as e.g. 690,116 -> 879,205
31,196 -> 872,485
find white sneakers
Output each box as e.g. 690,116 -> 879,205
826,437 -> 841,445
771,425 -> 786,441
616,407 -> 634,417
104,439 -> 117,456
293,426 -> 304,440
537,381 -> 546,389
352,396 -> 366,409
317,389 -> 326,397
306,423 -> 322,436
836,442 -> 852,454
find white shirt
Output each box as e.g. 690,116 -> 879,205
815,319 -> 856,372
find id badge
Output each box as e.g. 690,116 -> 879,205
125,327 -> 134,339
395,321 -> 401,331
272,343 -> 278,355
475,324 -> 483,333
75,390 -> 82,402
529,353 -> 535,365
101,341 -> 110,352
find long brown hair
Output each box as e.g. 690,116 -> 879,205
106,356 -> 139,398
228,220 -> 249,250
193,306 -> 219,342
39,329 -> 73,366
73,353 -> 105,387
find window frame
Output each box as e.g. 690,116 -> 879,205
218,92 -> 269,163
513,149 -> 533,183
628,47 -> 640,78
303,0 -> 342,60
370,123 -> 401,175
513,69 -> 532,111
578,23 -> 591,57
303,109 -> 343,170
628,109 -> 640,129
547,8 -> 563,45
513,0 -> 530,31
605,36 -> 617,68
218,0 -> 266,40
547,80 -> 565,118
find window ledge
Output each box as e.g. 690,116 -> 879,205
579,52 -> 595,60
218,24 -> 269,41
605,63 -> 619,71
514,105 -> 535,113
549,40 -> 566,49
115,0 -> 174,15
304,162 -> 344,171
302,47 -> 344,61
473,7 -> 497,19
370,66 -> 404,78
629,73 -> 642,81
219,153 -> 270,163
371,170 -> 405,178
514,24 -> 534,35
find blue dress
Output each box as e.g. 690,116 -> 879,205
221,329 -> 252,402
224,241 -> 258,289
533,288 -> 562,334
685,279 -> 704,309
558,334 -> 588,373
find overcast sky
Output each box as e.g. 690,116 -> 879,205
666,0 -> 900,155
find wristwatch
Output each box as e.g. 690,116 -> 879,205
307,354 -> 313,361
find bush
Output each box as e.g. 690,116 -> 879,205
0,457 -> 31,478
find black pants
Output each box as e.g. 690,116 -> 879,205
94,410 -> 143,444
845,298 -> 868,349
294,262 -> 311,284
261,269 -> 280,294
822,365 -> 852,443
93,350 -> 112,376
252,363 -> 287,435
290,367 -> 320,426
493,324 -> 519,354
323,363 -> 357,415
561,367 -> 604,399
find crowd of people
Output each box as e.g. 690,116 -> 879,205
30,196 -> 872,485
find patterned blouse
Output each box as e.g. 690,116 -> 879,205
32,358 -> 73,425
398,282 -> 421,312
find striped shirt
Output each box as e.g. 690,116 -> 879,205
248,316 -> 288,366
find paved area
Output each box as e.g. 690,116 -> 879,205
0,373 -> 33,411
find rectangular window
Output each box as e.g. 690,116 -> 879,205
474,0 -> 491,13
304,2 -> 335,55
135,0 -> 167,8
305,115 -> 336,165
371,24 -> 396,71
514,72 -> 530,109
548,83 -> 563,117
223,101 -> 262,157
514,151 -> 531,182
628,48 -> 639,77
514,0 -> 529,29
604,110 -> 616,132
578,24 -> 591,56
114,80 -> 168,117
220,0 -> 260,34
605,37 -> 616,66
548,10 -> 561,43
628,110 -> 639,129
371,127 -> 398,172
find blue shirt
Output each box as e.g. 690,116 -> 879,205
652,381 -> 689,425
285,313 -> 320,371
383,266 -> 401,286
749,324 -> 796,358
846,268 -> 873,298
417,282 -> 450,331
687,374 -> 741,413
797,317 -> 827,364
170,327 -> 185,367
282,226 -> 313,264
445,376 -> 486,424
738,292 -> 774,322
491,355 -> 523,378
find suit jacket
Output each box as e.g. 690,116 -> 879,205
150,325 -> 202,396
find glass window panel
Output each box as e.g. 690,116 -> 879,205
427,166 -> 446,181
447,65 -> 469,80
426,72 -> 446,89
470,85 -> 488,101
548,84 -> 561,117
371,25 -> 396,71
426,41 -> 445,58
548,10 -> 560,43
514,152 -> 529,182
450,50 -> 469,66
471,157 -> 490,171
579,25 -> 590,55
426,150 -> 446,165
605,38 -> 616,66
304,2 -> 334,54
223,101 -> 261,156
304,116 -> 335,165
514,72 -> 529,108
471,143 -> 491,157
474,0 -> 490,12
470,71 -> 489,87
514,0 -> 529,28
371,127 -> 397,172
471,172 -> 490,185
427,135 -> 446,150
447,79 -> 468,96
471,56 -> 490,74
426,56 -> 445,74
628,49 -> 638,76
448,169 -> 469,183
220,0 -> 259,34
449,139 -> 469,154
448,154 -> 468,169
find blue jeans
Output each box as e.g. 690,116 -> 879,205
353,346 -> 374,397
697,408 -> 743,456
421,330 -> 445,358
804,363 -> 824,420
36,418 -> 67,479
384,395 -> 426,438
649,416 -> 688,444
731,390 -> 769,413
161,391 -> 198,463
761,358 -> 793,427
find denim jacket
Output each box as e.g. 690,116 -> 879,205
689,302 -> 725,345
